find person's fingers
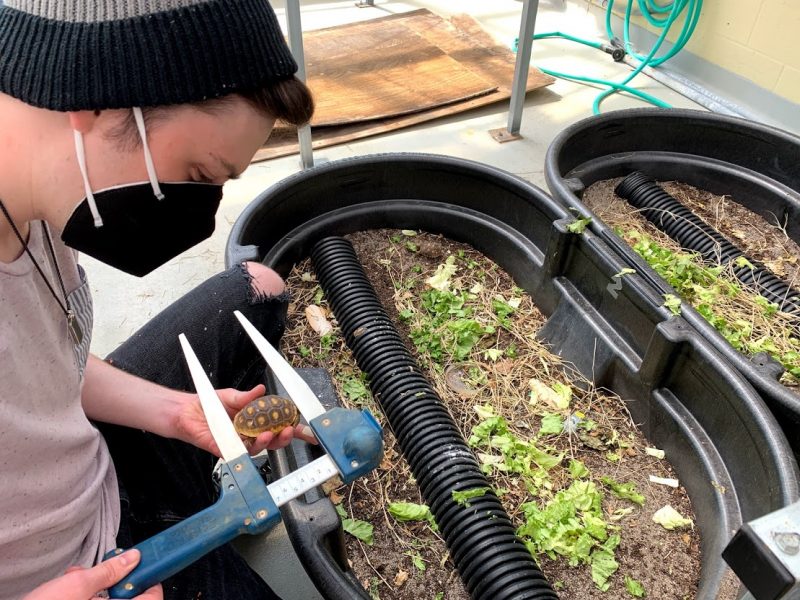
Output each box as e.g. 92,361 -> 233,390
294,424 -> 318,445
249,430 -> 275,455
264,426 -> 295,450
247,421 -> 319,454
213,384 -> 264,420
207,439 -> 222,458
136,583 -> 164,599
64,566 -> 83,574
74,549 -> 140,596
251,424 -> 318,453
279,426 -> 295,446
242,384 -> 266,405
220,383 -> 267,417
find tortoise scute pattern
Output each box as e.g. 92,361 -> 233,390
234,395 -> 300,437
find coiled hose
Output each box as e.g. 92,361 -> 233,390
615,171 -> 800,316
521,0 -> 703,114
310,237 -> 557,600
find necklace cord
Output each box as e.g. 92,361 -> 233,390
0,199 -> 70,316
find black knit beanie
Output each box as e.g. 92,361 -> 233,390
0,0 -> 298,111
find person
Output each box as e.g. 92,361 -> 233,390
0,1 -> 317,598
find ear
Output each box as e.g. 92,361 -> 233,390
67,110 -> 101,134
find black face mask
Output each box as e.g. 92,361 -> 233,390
61,182 -> 223,277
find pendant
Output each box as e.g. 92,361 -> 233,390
67,310 -> 83,346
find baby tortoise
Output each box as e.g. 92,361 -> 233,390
234,395 -> 300,438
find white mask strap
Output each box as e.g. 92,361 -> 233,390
133,107 -> 165,200
73,130 -> 104,228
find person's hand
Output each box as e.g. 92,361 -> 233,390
173,384 -> 318,457
22,549 -> 162,600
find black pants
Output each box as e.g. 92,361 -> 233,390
98,263 -> 288,600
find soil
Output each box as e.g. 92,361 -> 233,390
583,178 -> 800,291
282,230 -> 704,599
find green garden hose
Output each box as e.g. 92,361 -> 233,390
521,0 -> 703,114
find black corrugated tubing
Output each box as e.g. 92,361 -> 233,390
310,237 -> 557,600
615,171 -> 800,316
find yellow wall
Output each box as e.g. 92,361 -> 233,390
608,0 -> 800,103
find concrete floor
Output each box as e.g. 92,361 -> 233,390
85,0 -> 703,357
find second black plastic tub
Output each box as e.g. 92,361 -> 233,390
226,153 -> 799,599
545,108 -> 800,454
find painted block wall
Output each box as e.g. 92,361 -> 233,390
600,0 -> 800,104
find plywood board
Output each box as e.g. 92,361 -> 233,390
306,18 -> 496,126
253,10 -> 554,163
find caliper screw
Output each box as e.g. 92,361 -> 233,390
773,531 -> 800,555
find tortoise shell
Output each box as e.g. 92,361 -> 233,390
233,395 -> 300,438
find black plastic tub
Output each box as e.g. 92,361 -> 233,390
226,153 -> 799,599
545,108 -> 800,454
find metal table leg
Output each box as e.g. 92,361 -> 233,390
507,0 -> 540,136
285,0 -> 314,169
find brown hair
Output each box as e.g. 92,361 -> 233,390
238,76 -> 315,126
108,76 -> 314,149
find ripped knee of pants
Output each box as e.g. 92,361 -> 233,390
240,261 -> 288,305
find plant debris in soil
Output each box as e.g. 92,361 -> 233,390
281,229 -> 703,599
582,178 -> 800,388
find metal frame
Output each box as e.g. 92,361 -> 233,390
285,0 -> 314,169
283,0 -> 541,169
507,0 -> 540,135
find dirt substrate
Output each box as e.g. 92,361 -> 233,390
282,230 -> 705,599
583,178 -> 800,287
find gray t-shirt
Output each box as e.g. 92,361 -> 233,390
0,222 -> 119,599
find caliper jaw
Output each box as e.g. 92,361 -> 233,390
310,407 -> 383,483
